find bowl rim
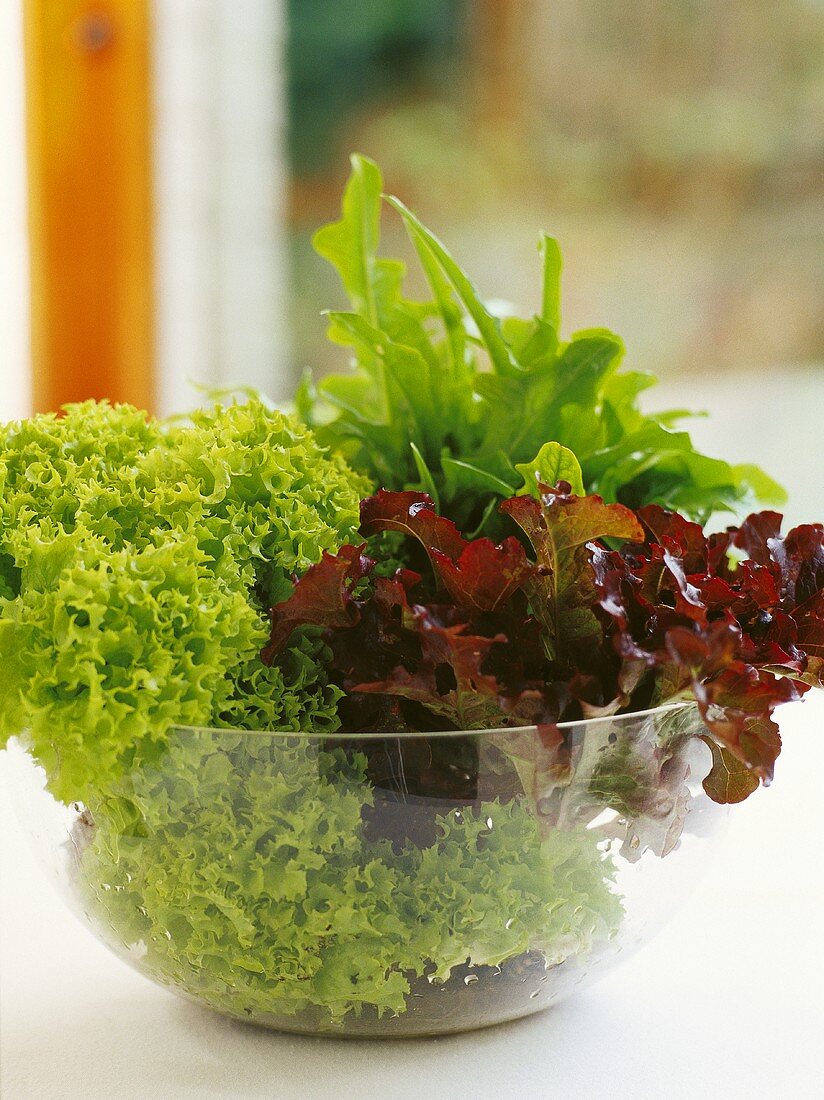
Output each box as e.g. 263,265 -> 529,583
170,699 -> 699,741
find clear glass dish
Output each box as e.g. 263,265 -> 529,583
4,702 -> 727,1036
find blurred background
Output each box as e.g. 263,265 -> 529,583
0,0 -> 822,517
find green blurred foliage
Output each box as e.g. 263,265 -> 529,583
287,0 -> 461,173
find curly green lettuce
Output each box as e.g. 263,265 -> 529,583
0,399 -> 369,600
0,399 -> 368,802
0,402 -> 165,585
78,734 -> 622,1023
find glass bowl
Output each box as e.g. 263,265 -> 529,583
3,702 -> 727,1036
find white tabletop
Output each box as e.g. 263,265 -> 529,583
2,694 -> 822,1100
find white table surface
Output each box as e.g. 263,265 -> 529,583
2,694 -> 823,1100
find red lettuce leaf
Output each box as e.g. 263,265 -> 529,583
359,489 -> 466,565
637,503 -> 708,574
733,511 -> 784,566
701,739 -> 760,804
430,536 -> 533,612
501,485 -> 643,659
353,610 -> 509,730
261,543 -> 373,664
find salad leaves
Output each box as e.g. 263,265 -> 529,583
266,486 -> 822,804
0,400 -> 366,801
81,732 -> 621,1022
299,154 -> 784,532
0,158 -> 817,1036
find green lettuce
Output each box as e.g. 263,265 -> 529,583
78,733 -> 622,1023
0,399 -> 367,802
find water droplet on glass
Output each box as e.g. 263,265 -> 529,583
505,918 -> 515,930
453,810 -> 463,825
464,974 -> 479,985
100,882 -> 111,892
629,834 -> 640,850
530,990 -> 541,999
485,816 -> 494,831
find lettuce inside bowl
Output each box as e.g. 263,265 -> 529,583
5,704 -> 726,1036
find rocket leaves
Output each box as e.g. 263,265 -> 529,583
300,154 -> 785,535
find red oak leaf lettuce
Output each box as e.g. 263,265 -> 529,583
263,488 -> 823,807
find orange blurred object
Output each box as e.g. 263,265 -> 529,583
24,0 -> 154,413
